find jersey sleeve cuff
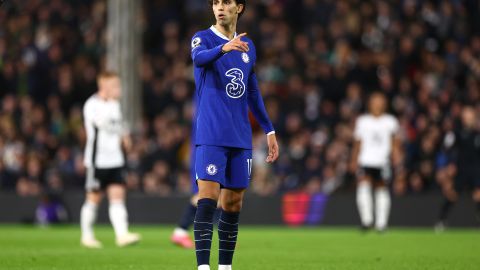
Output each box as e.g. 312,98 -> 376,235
214,44 -> 224,56
267,131 -> 275,136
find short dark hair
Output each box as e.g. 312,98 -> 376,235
208,0 -> 246,18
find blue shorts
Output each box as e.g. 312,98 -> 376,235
195,145 -> 252,189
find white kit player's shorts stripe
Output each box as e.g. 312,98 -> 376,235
85,126 -> 100,191
85,167 -> 100,191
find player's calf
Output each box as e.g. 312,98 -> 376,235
80,196 -> 101,247
194,198 -> 217,269
218,210 -> 240,269
217,189 -> 245,269
473,189 -> 480,222
374,186 -> 391,232
356,181 -> 373,228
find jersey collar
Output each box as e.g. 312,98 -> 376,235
209,25 -> 237,41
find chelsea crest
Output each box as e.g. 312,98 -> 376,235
206,164 -> 218,176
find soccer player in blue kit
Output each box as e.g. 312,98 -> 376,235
191,1 -> 279,269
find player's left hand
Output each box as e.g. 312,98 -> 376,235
222,32 -> 249,53
122,135 -> 132,152
266,133 -> 279,163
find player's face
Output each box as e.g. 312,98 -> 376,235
212,0 -> 243,26
369,95 -> 386,116
100,77 -> 122,100
462,108 -> 476,128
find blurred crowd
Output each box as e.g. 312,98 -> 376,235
1,0 -> 480,197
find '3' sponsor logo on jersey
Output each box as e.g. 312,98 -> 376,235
225,68 -> 245,99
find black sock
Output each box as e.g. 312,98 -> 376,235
218,210 -> 240,266
178,203 -> 197,230
439,199 -> 454,222
194,198 -> 217,266
475,202 -> 480,220
213,207 -> 221,224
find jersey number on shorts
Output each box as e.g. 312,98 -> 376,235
225,68 -> 245,99
247,158 -> 253,177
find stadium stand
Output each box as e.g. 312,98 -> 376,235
1,0 -> 480,199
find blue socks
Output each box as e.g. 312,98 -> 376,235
476,202 -> 480,221
194,198 -> 217,266
218,210 -> 240,266
439,199 -> 454,221
179,203 -> 197,230
194,198 -> 241,267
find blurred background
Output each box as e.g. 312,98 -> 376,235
1,0 -> 480,226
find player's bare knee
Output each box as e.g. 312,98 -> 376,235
86,191 -> 103,205
190,194 -> 200,206
198,192 -> 220,201
222,198 -> 243,212
198,186 -> 220,201
357,178 -> 372,186
374,181 -> 387,189
473,190 -> 480,202
197,180 -> 221,201
107,184 -> 126,201
446,189 -> 458,202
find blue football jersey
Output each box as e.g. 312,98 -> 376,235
191,26 -> 274,149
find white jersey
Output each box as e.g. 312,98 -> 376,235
83,94 -> 126,169
354,114 -> 399,168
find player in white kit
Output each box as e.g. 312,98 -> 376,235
80,71 -> 140,248
350,92 -> 401,232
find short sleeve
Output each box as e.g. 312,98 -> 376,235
353,117 -> 363,140
83,100 -> 95,124
83,99 -> 107,128
390,116 -> 400,135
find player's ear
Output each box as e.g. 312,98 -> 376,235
237,4 -> 244,15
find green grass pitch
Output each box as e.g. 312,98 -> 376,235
0,225 -> 479,270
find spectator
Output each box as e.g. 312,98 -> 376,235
1,0 -> 480,197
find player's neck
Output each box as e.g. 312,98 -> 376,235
97,90 -> 109,100
214,23 -> 237,40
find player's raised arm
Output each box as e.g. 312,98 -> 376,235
191,33 -> 249,67
191,34 -> 223,67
